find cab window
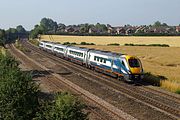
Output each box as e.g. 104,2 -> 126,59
128,59 -> 140,67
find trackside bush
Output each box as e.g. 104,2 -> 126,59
29,39 -> 40,46
107,43 -> 120,46
80,42 -> 95,45
34,92 -> 88,120
0,52 -> 39,120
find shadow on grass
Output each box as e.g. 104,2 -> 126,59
141,72 -> 167,86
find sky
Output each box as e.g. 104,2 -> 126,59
0,0 -> 180,30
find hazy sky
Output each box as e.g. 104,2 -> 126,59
0,0 -> 180,30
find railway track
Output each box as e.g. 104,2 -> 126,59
8,44 -> 138,120
21,40 -> 180,119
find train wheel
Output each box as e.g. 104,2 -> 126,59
118,76 -> 124,81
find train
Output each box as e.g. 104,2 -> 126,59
39,41 -> 144,82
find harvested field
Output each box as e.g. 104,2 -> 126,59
40,35 -> 180,92
41,35 -> 180,47
77,45 -> 180,92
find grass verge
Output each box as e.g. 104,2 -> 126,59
143,72 -> 180,94
29,39 -> 40,46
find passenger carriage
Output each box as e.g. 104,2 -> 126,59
53,44 -> 68,58
66,46 -> 89,65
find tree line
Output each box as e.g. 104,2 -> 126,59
30,18 -> 180,38
0,25 -> 27,46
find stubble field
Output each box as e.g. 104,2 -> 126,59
41,35 -> 180,92
41,35 -> 180,47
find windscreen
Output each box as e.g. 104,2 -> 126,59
128,59 -> 140,67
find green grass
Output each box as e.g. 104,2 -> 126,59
175,90 -> 180,94
15,40 -> 31,52
29,39 -> 40,46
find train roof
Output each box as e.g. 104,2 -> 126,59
68,46 -> 89,51
89,49 -> 124,57
54,44 -> 68,48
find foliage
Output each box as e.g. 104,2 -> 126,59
0,51 -> 89,119
16,25 -> 26,34
107,43 -> 120,46
34,92 -> 88,120
0,52 -> 39,120
0,29 -> 6,46
0,25 -> 27,45
63,42 -> 71,45
80,42 -> 95,45
29,39 -> 40,46
30,18 -> 180,36
14,40 -> 30,52
175,90 -> 180,94
153,21 -> 162,27
30,25 -> 44,39
40,18 -> 58,33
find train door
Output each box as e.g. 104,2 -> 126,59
111,57 -> 114,72
64,46 -> 69,57
84,49 -> 91,66
84,51 -> 87,64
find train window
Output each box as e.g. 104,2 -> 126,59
122,61 -> 125,67
94,56 -> 96,61
97,57 -> 100,62
104,59 -> 106,63
46,45 -> 52,48
128,59 -> 140,67
55,47 -> 63,51
100,58 -> 103,62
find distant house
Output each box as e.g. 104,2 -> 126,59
107,27 -> 114,34
176,26 -> 180,33
89,27 -> 98,34
125,27 -> 136,35
73,27 -> 81,33
115,27 -> 126,35
65,27 -> 75,33
135,26 -> 147,33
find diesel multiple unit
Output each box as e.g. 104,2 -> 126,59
39,41 -> 144,82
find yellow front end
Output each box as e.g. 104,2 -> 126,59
125,55 -> 143,75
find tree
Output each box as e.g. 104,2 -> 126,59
35,92 -> 88,120
162,23 -> 168,27
16,25 -> 26,34
0,52 -> 39,120
30,25 -> 44,39
80,23 -> 89,33
5,28 -> 18,42
95,23 -> 107,33
0,29 -> 6,46
153,21 -> 161,27
40,18 -> 58,33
